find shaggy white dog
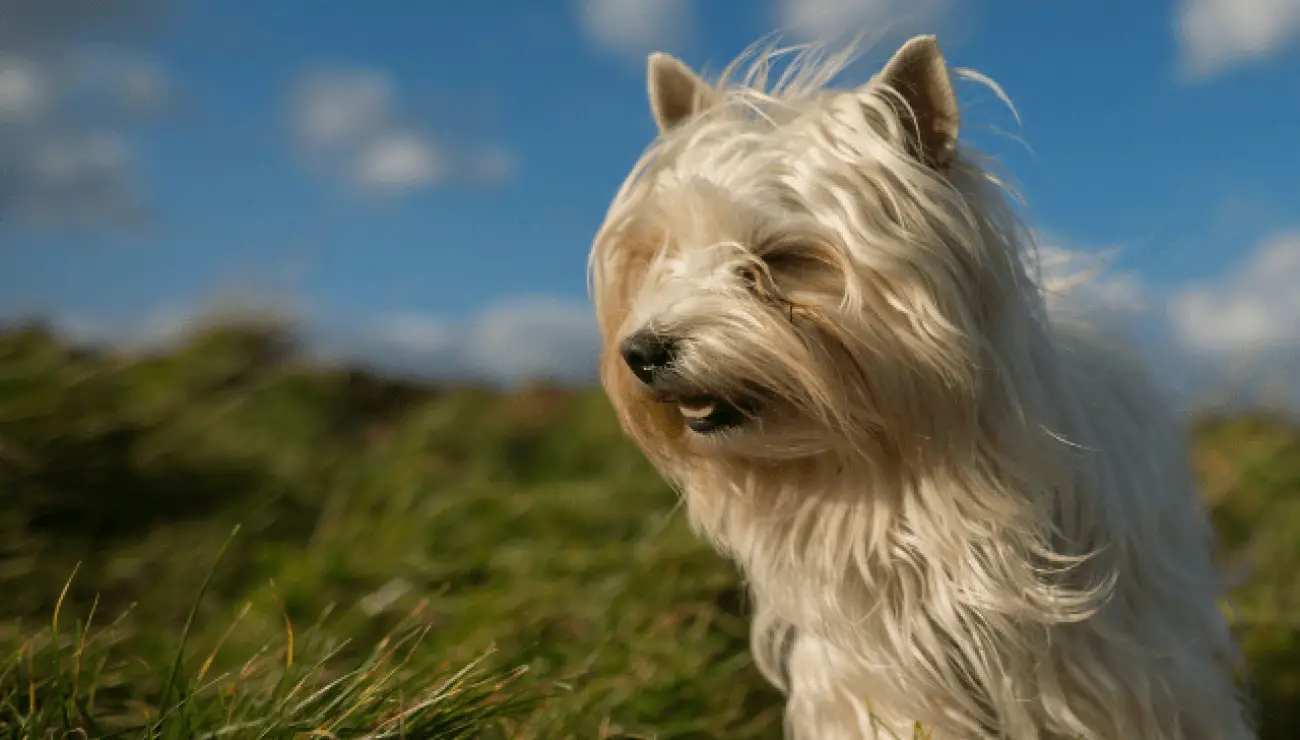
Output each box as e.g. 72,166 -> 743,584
588,33 -> 1256,739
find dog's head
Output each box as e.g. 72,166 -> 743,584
590,35 -> 1033,475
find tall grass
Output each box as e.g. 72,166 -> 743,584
3,571 -> 544,739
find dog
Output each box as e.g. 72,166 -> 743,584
588,33 -> 1256,740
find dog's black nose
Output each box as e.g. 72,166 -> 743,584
620,331 -> 676,385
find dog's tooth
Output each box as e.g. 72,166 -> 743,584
678,401 -> 717,419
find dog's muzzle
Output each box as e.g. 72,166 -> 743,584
619,330 -> 676,387
619,330 -> 759,434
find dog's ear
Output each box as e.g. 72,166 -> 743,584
876,34 -> 960,169
647,52 -> 714,133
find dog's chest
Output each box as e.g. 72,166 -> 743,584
782,630 -> 955,739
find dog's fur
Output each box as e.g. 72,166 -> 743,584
588,34 -> 1256,739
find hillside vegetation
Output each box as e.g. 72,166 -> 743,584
1,322 -> 1296,738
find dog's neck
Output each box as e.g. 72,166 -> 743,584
675,391 -> 1122,730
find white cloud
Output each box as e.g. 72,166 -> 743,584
59,298 -> 307,353
777,0 -> 951,44
290,67 -> 437,192
363,297 -> 599,384
353,131 -> 442,189
291,68 -> 392,151
576,0 -> 692,57
1042,233 -> 1300,412
377,313 -> 453,354
1037,245 -> 1150,317
0,55 -> 49,121
288,66 -> 514,193
464,298 -> 600,383
1170,233 -> 1300,359
0,21 -> 171,231
7,129 -> 146,228
1177,0 -> 1300,77
56,291 -> 597,386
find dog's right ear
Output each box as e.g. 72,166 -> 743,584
647,52 -> 714,133
875,34 -> 960,169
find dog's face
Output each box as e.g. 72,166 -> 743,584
591,36 -> 1013,474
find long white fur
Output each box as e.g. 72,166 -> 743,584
589,35 -> 1256,740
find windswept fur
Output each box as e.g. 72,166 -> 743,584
589,34 -> 1255,739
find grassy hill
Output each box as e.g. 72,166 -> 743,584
1,322 -> 1296,738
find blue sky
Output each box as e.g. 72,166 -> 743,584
1,0 -> 1298,398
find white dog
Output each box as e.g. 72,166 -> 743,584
588,33 -> 1256,739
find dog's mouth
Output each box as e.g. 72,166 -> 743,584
676,395 -> 741,433
656,392 -> 758,434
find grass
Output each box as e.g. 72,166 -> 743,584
0,320 -> 1296,738
4,565 -> 544,739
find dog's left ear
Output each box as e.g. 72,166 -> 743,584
647,52 -> 715,133
875,34 -> 960,169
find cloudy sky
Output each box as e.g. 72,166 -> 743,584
0,0 -> 1297,404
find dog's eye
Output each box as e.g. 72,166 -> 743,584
738,252 -> 807,294
762,251 -> 816,274
756,249 -> 832,282
740,240 -> 838,296
738,262 -> 764,291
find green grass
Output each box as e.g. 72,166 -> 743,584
0,320 -> 1296,738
